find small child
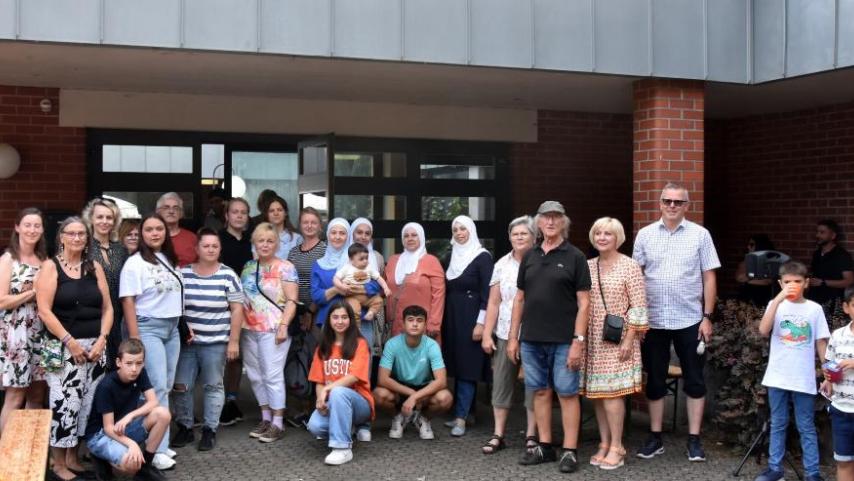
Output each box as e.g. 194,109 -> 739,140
820,286 -> 854,481
755,261 -> 830,481
84,339 -> 171,481
333,243 -> 392,322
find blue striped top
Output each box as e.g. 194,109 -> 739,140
180,264 -> 244,345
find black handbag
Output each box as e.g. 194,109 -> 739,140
154,255 -> 192,345
597,258 -> 625,344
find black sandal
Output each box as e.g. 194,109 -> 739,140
481,434 -> 506,454
525,435 -> 539,453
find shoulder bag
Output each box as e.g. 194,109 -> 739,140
597,258 -> 625,344
254,261 -> 302,334
154,255 -> 192,345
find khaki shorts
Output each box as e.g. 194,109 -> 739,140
492,338 -> 533,410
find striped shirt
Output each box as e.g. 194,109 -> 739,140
180,264 -> 244,345
826,322 -> 854,413
632,218 -> 720,330
288,240 -> 326,305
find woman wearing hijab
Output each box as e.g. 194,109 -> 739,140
442,215 -> 493,437
311,218 -> 381,329
348,218 -> 386,350
384,223 -> 445,342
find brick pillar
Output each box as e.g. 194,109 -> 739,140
633,79 -> 705,235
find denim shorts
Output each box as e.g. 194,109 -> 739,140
86,417 -> 148,466
520,341 -> 580,396
830,405 -> 854,462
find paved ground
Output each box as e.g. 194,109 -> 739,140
151,395 -> 837,481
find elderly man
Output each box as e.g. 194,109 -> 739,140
632,182 -> 720,462
507,200 -> 591,474
156,192 -> 197,267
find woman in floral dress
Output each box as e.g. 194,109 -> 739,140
581,217 -> 648,471
0,207 -> 49,435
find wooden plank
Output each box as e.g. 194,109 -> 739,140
0,409 -> 51,481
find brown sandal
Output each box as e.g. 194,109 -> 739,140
589,443 -> 610,466
599,446 -> 626,470
482,434 -> 506,454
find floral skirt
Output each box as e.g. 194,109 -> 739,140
45,338 -> 106,448
0,312 -> 45,388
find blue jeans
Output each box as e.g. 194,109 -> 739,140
520,341 -> 580,396
307,387 -> 372,449
767,387 -> 820,477
138,316 -> 180,454
87,418 -> 148,466
453,379 -> 476,419
173,342 -> 226,432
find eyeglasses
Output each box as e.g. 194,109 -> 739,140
62,231 -> 87,239
660,198 -> 688,207
158,205 -> 181,212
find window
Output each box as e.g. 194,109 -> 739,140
102,145 -> 192,173
421,196 -> 495,221
334,195 -> 406,221
334,152 -> 407,178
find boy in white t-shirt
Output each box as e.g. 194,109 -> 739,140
820,286 -> 854,481
755,261 -> 830,481
333,243 -> 391,322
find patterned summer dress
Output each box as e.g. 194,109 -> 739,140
580,255 -> 649,398
0,260 -> 44,387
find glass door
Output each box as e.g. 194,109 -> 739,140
298,135 -> 334,221
226,146 -> 300,220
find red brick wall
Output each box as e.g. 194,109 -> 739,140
706,100 -> 854,296
0,86 -> 86,243
633,79 -> 705,234
511,110 -> 633,250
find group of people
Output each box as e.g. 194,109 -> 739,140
0,181 -> 851,479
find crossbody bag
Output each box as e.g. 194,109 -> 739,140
153,255 -> 192,344
597,258 -> 626,344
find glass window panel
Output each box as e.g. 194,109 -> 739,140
333,195 -> 406,221
102,145 -> 120,172
232,152 -> 299,219
421,196 -> 495,221
420,163 -> 495,180
145,146 -> 171,172
302,192 -> 328,222
334,152 -> 407,178
101,145 -> 193,173
202,144 -> 224,179
103,191 -> 194,219
302,145 -> 327,175
169,146 -> 192,173
120,146 -> 145,172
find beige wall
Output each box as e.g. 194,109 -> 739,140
60,89 -> 538,142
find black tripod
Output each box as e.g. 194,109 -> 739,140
731,401 -> 803,479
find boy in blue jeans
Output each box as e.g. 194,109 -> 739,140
820,286 -> 854,481
84,339 -> 171,481
756,261 -> 830,481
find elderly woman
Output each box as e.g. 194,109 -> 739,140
442,215 -> 493,437
384,223 -> 445,341
119,213 -> 183,470
348,217 -> 386,349
241,222 -> 299,444
582,217 -> 648,470
0,208 -> 48,434
37,217 -> 113,481
156,192 -> 197,267
480,216 -> 538,454
83,197 -> 129,367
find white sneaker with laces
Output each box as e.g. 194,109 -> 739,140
152,452 -> 176,470
356,428 -> 372,442
389,413 -> 405,439
415,416 -> 434,440
165,448 -> 177,458
324,448 -> 353,465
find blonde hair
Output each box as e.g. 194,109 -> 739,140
251,222 -> 278,244
82,198 -> 122,242
588,217 -> 626,249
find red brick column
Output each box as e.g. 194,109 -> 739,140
633,79 -> 705,235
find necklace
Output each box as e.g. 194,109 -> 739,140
57,254 -> 82,273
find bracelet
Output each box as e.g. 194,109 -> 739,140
61,334 -> 72,345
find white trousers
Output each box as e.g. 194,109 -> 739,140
241,329 -> 291,410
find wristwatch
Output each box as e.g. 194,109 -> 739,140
702,312 -> 713,321
572,334 -> 586,342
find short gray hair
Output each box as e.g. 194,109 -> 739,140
156,192 -> 183,210
508,215 -> 536,237
661,182 -> 690,202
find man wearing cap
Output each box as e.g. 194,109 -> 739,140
507,200 -> 591,474
632,182 -> 720,463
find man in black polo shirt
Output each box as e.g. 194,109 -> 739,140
218,197 -> 253,426
507,200 -> 591,474
808,219 -> 854,305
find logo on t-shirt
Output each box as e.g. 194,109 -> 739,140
323,359 -> 352,376
779,318 -> 812,347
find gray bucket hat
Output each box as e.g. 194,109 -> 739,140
537,200 -> 565,215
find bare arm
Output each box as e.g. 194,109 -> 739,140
759,291 -> 785,337
481,284 -> 501,354
826,271 -> 854,289
411,368 -> 448,402
506,289 -> 525,364
0,253 -> 36,310
698,269 -> 718,341
377,367 -> 417,397
816,338 -> 828,363
227,301 -> 244,361
89,262 -> 114,361
122,297 -> 140,339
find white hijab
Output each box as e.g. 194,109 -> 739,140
348,217 -> 379,273
395,222 -> 426,285
316,217 -> 351,270
446,215 -> 488,281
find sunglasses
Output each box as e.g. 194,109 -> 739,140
661,198 -> 688,207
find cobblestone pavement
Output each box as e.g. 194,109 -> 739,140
153,398 -> 836,481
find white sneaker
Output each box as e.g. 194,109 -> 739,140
324,448 -> 353,465
414,416 -> 434,440
165,448 -> 177,458
389,413 -> 405,439
356,428 -> 372,442
152,452 -> 176,470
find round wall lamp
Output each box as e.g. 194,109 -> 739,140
0,143 -> 21,179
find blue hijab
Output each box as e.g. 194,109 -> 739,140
316,217 -> 350,271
